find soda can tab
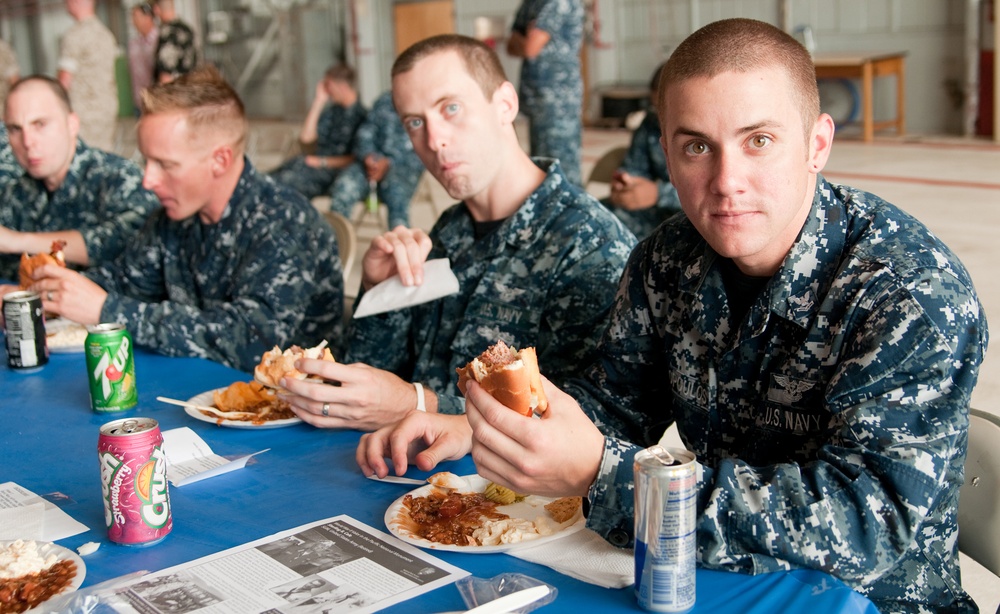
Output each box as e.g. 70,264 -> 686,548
634,445 -> 697,612
85,323 -> 138,412
3,290 -> 49,371
98,417 -> 172,546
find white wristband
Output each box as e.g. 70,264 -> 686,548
413,382 -> 426,412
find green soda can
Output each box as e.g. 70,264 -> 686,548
85,323 -> 138,412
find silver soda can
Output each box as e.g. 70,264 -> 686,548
634,445 -> 697,612
2,290 -> 49,371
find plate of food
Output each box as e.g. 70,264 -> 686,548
185,382 -> 302,429
384,473 -> 585,553
45,318 -> 88,353
0,539 -> 85,613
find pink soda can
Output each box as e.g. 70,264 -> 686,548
98,417 -> 172,546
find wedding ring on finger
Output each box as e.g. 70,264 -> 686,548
321,403 -> 330,417
47,291 -> 53,301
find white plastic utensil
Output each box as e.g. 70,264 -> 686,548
462,585 -> 551,614
365,474 -> 426,486
156,396 -> 256,420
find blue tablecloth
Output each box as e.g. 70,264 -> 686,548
0,348 -> 880,613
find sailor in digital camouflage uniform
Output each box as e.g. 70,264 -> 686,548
0,122 -> 18,195
269,64 -> 367,200
508,0 -> 584,186
495,19 -> 982,614
57,0 -> 119,152
603,109 -> 680,240
152,0 -> 198,83
29,67 -> 343,373
0,77 -> 158,283
283,35 -> 634,435
328,91 -> 423,229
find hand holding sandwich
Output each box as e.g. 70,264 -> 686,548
25,264 -> 107,325
360,225 -> 433,291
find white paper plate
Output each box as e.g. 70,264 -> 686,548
185,388 -> 303,429
45,318 -> 87,353
385,474 -> 585,553
0,540 -> 85,609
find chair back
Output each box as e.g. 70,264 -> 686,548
586,145 -> 629,187
323,210 -> 357,291
958,408 -> 1000,578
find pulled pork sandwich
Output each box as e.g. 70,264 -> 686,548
19,240 -> 67,289
254,341 -> 335,390
456,340 -> 548,417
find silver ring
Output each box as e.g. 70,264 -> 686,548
47,291 -> 53,301
321,403 -> 330,417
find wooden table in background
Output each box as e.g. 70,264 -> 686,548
813,52 -> 906,142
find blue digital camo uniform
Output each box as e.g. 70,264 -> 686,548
607,111 -> 680,240
567,177 -> 988,613
86,160 -> 344,373
269,99 -> 367,199
329,92 -> 423,229
346,159 -> 636,414
512,0 -> 584,186
0,140 -> 159,280
0,123 -> 18,195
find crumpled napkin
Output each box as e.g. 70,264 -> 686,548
510,527 -> 635,589
353,258 -> 460,318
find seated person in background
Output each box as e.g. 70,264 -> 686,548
358,19 -> 987,613
269,63 -> 367,200
279,34 -> 635,431
0,76 -> 158,283
603,63 -> 680,240
0,122 -> 19,195
328,90 -> 424,229
26,66 -> 344,372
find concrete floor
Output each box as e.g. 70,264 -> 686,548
239,120 -> 1000,611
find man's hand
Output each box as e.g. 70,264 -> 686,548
360,226 -> 432,290
364,154 -> 390,182
610,172 -> 659,211
279,359 -> 434,432
29,264 -> 107,324
464,378 -> 604,498
357,412 -> 473,479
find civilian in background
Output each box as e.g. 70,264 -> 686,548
328,90 -> 423,230
58,0 -> 119,151
507,0 -> 584,186
0,77 -> 157,284
127,2 -> 158,112
0,38 -> 20,111
152,0 -> 197,83
269,64 -> 367,200
26,67 -> 344,372
603,63 -> 680,240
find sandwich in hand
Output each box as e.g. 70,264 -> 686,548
19,240 -> 67,289
456,340 -> 548,417
254,340 -> 336,389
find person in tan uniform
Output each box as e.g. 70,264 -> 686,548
57,0 -> 119,151
0,38 -> 20,110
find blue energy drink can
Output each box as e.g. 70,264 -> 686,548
634,446 -> 697,612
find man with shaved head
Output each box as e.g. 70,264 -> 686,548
27,66 -> 344,371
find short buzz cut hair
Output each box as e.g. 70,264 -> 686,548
324,63 -> 356,87
658,18 -> 820,138
392,34 -> 507,100
140,65 -> 248,153
7,75 -> 73,115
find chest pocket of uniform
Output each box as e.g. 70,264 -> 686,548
448,298 -> 542,362
747,374 -> 827,464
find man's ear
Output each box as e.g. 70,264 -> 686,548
68,112 -> 81,143
808,113 -> 835,174
210,144 -> 234,176
494,81 -> 519,124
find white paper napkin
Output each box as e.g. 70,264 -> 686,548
0,482 -> 89,541
510,527 -> 635,589
162,427 -> 268,487
353,258 -> 460,318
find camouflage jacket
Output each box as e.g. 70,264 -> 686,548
315,100 -> 366,157
87,160 -> 344,372
346,159 -> 636,414
0,123 -> 18,196
154,19 -> 197,81
568,177 -> 988,613
0,140 -> 158,280
612,111 -> 680,239
512,0 -> 583,96
351,92 -> 422,174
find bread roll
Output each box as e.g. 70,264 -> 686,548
19,240 -> 67,289
456,340 -> 548,417
254,341 -> 335,389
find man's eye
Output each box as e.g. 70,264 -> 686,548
685,142 -> 709,155
405,118 -> 423,131
444,103 -> 460,115
750,135 -> 772,148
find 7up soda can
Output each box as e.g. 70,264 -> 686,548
85,323 -> 138,413
98,417 -> 172,545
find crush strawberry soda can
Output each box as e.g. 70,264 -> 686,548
98,417 -> 172,545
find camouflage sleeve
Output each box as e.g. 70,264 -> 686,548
619,123 -> 654,180
344,300 -> 414,374
353,97 -> 390,160
77,164 -> 159,266
96,213 -> 338,372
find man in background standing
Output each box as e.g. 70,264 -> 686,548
58,0 -> 119,152
128,2 -> 158,112
152,0 -> 197,83
507,0 -> 584,186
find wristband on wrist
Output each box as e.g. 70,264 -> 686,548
413,382 -> 426,412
